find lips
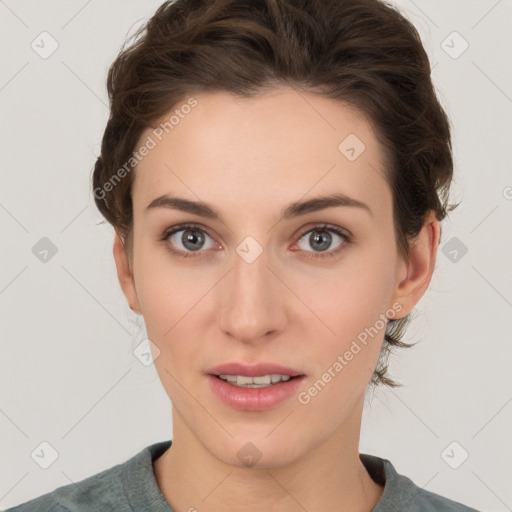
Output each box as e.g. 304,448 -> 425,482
206,373 -> 306,411
205,362 -> 306,411
206,362 -> 305,378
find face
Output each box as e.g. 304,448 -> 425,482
114,86 -> 435,469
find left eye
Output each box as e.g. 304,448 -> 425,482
296,225 -> 348,257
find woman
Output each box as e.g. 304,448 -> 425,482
6,0 -> 481,510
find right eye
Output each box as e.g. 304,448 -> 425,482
161,224 -> 218,259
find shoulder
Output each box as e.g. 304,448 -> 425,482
3,493 -> 70,512
3,464 -> 125,512
396,483 -> 482,512
3,441 -> 170,512
360,453 -> 482,512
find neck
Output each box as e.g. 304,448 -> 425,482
153,398 -> 383,512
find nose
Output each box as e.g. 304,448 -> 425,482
217,247 -> 287,344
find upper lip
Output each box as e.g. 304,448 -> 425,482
207,362 -> 304,377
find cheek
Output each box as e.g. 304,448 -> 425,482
298,246 -> 396,336
135,262 -> 203,401
294,277 -> 390,416
132,237 -> 205,335
292,246 -> 396,384
131,241 -> 215,387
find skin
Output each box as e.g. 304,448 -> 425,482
113,86 -> 440,512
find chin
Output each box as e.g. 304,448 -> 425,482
204,431 -> 306,470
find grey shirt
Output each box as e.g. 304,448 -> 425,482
4,440 -> 481,511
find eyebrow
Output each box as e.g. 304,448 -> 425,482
145,192 -> 372,221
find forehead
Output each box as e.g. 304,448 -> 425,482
131,87 -> 392,219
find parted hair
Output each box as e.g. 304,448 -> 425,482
92,0 -> 455,387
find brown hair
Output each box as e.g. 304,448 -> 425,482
92,0 -> 455,387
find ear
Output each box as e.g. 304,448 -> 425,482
112,233 -> 142,315
390,211 -> 440,319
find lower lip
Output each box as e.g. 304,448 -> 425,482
206,374 -> 306,411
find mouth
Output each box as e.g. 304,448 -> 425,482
205,362 -> 306,411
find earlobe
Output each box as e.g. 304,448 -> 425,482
391,211 -> 440,319
112,233 -> 142,315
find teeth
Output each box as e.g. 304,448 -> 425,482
237,375 -> 253,385
218,374 -> 293,387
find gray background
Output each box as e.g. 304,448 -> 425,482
1,0 -> 511,510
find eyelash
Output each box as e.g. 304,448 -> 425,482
159,223 -> 351,260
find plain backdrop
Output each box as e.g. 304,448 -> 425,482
1,0 -> 511,510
